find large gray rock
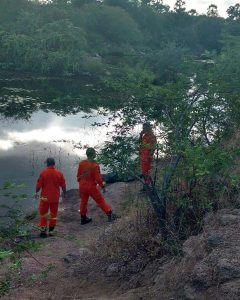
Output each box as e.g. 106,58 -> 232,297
220,279 -> 240,300
182,235 -> 205,257
64,248 -> 92,264
207,233 -> 224,248
192,260 -> 213,290
216,258 -> 240,283
219,214 -> 240,226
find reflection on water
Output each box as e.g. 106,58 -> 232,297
0,78 -> 114,212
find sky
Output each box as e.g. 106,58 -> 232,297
164,0 -> 238,17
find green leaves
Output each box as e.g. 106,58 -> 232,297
0,250 -> 13,261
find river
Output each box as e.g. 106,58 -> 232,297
0,77 -> 115,215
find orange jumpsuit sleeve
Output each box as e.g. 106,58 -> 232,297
94,164 -> 104,187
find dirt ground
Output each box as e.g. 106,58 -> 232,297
2,181 -> 142,300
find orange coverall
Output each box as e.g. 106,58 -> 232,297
140,132 -> 156,184
77,160 -> 111,215
36,166 -> 66,227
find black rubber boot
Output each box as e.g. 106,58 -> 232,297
81,215 -> 92,225
49,226 -> 55,236
107,211 -> 117,222
40,228 -> 47,238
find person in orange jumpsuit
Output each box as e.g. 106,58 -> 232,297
77,148 -> 115,225
35,157 -> 66,238
139,123 -> 157,185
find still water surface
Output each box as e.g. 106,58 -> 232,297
0,77 -> 114,212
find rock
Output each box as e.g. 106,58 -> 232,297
220,279 -> 240,300
219,214 -> 240,226
63,253 -> 79,264
65,189 -> 79,200
102,172 -> 136,183
64,248 -> 92,264
128,259 -> 146,274
102,172 -> 118,184
106,263 -> 121,277
182,235 -> 205,257
192,261 -> 212,290
123,175 -> 135,183
216,258 -> 240,283
184,285 -> 197,300
207,233 -> 224,248
78,248 -> 93,257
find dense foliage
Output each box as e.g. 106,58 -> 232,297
0,0 -> 240,78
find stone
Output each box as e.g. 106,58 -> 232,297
106,263 -> 121,277
220,279 -> 240,300
207,234 -> 224,248
102,172 -> 118,184
78,248 -> 93,257
128,259 -> 146,274
182,235 -> 204,257
216,258 -> 240,283
184,285 -> 197,300
65,189 -> 79,200
63,253 -> 79,264
219,214 -> 240,226
192,261 -> 212,290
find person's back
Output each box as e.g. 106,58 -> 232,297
77,159 -> 102,189
37,166 -> 65,202
35,158 -> 66,238
77,148 -> 115,225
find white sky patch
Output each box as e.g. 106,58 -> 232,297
0,111 -> 112,156
164,0 -> 236,17
6,125 -> 109,153
38,0 -> 236,17
0,139 -> 14,151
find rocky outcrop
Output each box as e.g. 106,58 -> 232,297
108,208 -> 240,299
162,209 -> 240,300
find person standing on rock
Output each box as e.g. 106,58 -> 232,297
139,122 -> 157,185
77,148 -> 115,225
35,157 -> 66,238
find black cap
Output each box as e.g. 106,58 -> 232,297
45,157 -> 55,166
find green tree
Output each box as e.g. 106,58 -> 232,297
174,0 -> 186,13
227,3 -> 240,20
207,4 -> 219,17
84,5 -> 142,45
100,42 -> 240,235
188,9 -> 198,16
152,0 -> 170,13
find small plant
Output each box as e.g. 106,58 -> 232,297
13,240 -> 43,253
40,263 -> 55,281
0,274 -> 11,296
0,249 -> 13,261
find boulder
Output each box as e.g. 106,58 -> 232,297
207,233 -> 224,248
220,279 -> 240,300
219,214 -> 240,226
106,263 -> 121,277
102,172 -> 118,184
216,258 -> 240,283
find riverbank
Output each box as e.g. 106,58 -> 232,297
0,181 -> 141,300
1,179 -> 240,300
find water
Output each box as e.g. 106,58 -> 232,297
0,77 -> 114,214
